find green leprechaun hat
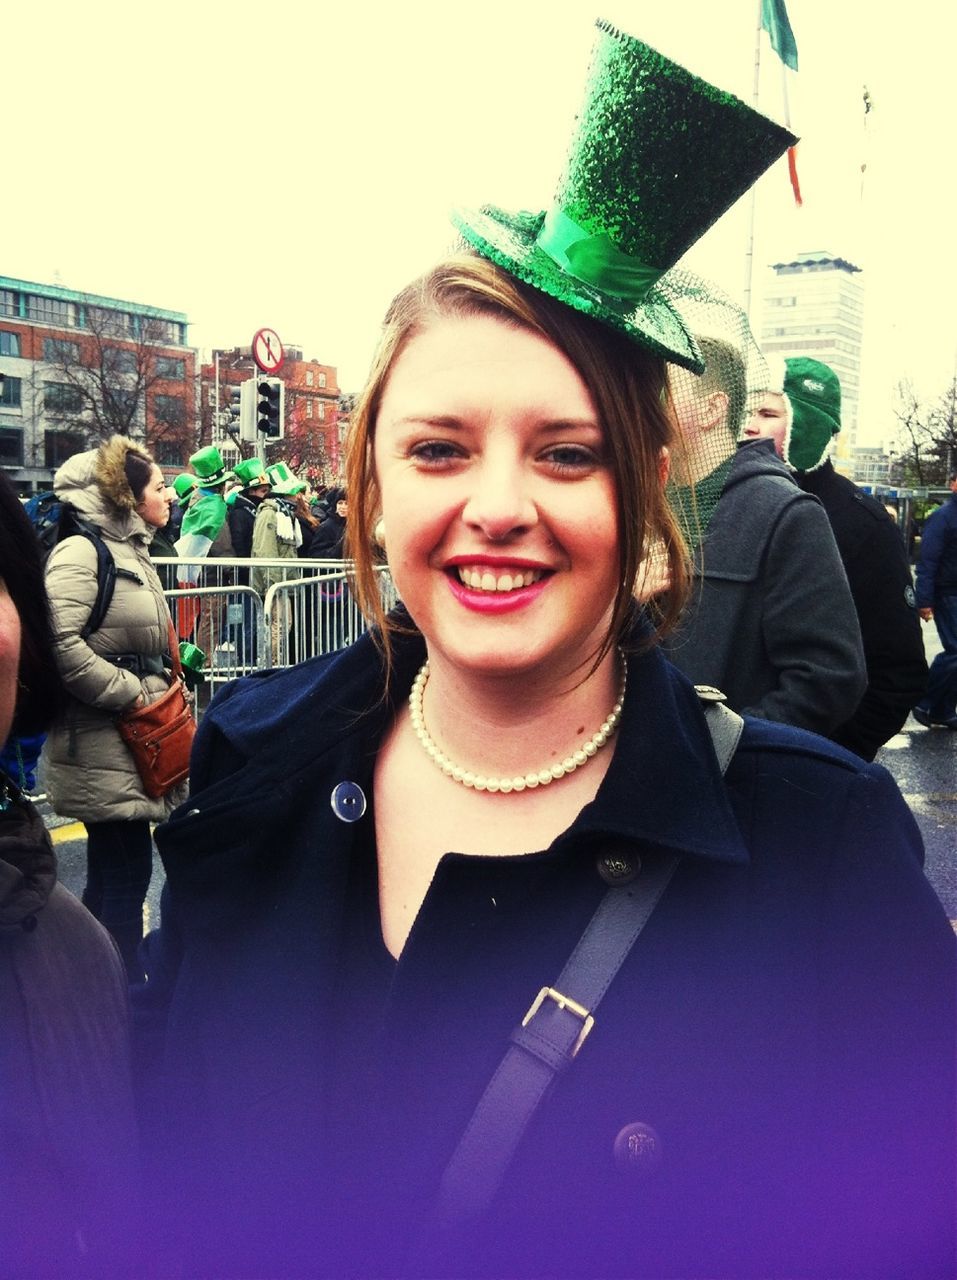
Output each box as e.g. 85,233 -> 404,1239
233,457 -> 270,489
172,473 -> 197,504
452,20 -> 796,372
189,446 -> 231,488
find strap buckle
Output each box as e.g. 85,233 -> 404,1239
522,986 -> 595,1059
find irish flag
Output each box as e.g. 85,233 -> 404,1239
761,0 -> 802,204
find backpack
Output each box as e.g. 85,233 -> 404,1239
25,491 -> 119,640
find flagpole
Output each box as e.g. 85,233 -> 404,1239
743,0 -> 764,322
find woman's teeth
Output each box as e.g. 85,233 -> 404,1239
457,567 -> 544,592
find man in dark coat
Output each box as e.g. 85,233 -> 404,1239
745,357 -> 928,758
664,340 -> 866,735
912,469 -> 957,728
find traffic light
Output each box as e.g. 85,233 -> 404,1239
256,377 -> 285,439
237,379 -> 257,441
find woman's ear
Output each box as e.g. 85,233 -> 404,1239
658,446 -> 671,488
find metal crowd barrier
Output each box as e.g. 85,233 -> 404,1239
155,557 -> 397,702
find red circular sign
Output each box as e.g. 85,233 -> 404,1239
252,327 -> 284,374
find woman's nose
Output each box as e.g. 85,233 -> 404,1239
460,457 -> 537,541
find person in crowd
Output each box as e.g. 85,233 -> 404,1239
294,487 -> 320,558
173,446 -> 233,646
135,24 -> 954,1280
251,466 -> 304,662
309,487 -> 349,558
224,459 -> 271,666
744,357 -> 928,757
42,436 -> 184,981
0,469 -> 142,1276
226,457 -> 271,560
661,307 -> 866,735
912,469 -> 957,728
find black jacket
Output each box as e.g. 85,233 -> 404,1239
797,461 -> 928,759
308,511 -> 346,558
136,629 -> 954,1278
916,491 -> 957,603
226,491 -> 260,559
666,440 -> 866,734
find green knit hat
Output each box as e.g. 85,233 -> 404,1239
783,358 -> 842,471
452,20 -> 796,373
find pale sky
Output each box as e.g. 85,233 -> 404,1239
6,1 -> 955,445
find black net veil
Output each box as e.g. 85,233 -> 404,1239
660,269 -> 770,552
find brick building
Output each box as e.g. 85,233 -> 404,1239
0,274 -> 198,493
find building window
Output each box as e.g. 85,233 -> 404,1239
318,372 -> 327,388
44,381 -> 85,413
154,394 -> 185,427
306,369 -> 314,386
152,438 -> 184,466
0,290 -> 18,318
155,355 -> 185,380
0,330 -> 21,356
44,337 -> 81,363
44,430 -> 86,469
0,428 -> 22,465
104,346 -> 138,375
106,387 -> 137,419
317,400 -> 325,420
28,296 -> 76,327
0,376 -> 22,409
306,399 -> 313,418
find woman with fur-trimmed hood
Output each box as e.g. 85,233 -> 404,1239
42,435 -> 181,980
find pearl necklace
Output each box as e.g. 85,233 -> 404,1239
408,656 -> 627,794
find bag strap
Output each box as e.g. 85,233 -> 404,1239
423,690 -> 743,1247
166,619 -> 185,681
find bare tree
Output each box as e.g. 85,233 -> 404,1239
893,377 -> 957,486
42,300 -> 196,460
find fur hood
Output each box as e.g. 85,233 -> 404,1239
54,435 -> 154,541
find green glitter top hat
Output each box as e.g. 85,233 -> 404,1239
452,20 -> 796,372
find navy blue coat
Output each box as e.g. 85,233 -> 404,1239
137,628 -> 955,1279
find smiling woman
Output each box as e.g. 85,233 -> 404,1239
136,20 -> 955,1280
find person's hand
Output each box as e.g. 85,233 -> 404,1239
919,607 -> 934,623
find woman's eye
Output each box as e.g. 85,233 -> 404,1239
409,440 -> 462,465
542,444 -> 601,473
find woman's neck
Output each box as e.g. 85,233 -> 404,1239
415,648 -> 623,785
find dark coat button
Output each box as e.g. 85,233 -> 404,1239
613,1122 -> 662,1173
597,848 -> 641,886
330,781 -> 366,823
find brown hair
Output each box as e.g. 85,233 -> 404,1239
346,254 -> 690,677
123,447 -> 156,503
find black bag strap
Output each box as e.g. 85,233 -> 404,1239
423,691 -> 743,1248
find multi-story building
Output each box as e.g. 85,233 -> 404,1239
201,347 -> 341,486
0,274 -> 197,493
757,250 -> 865,456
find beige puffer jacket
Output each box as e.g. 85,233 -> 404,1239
42,437 -> 186,823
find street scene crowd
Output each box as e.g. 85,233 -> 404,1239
2,19 -> 955,1280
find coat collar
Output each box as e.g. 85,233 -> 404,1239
164,623 -> 747,880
